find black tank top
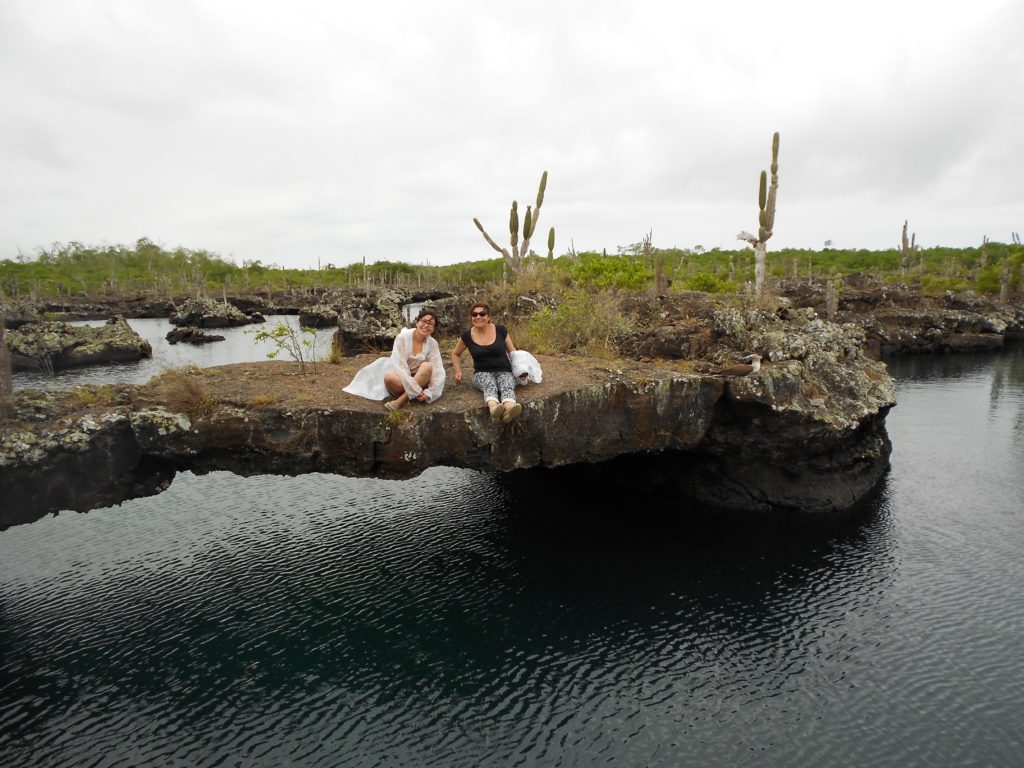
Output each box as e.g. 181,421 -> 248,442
460,324 -> 512,373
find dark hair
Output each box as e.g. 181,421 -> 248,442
470,303 -> 490,316
415,308 -> 438,324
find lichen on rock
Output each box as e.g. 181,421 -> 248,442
6,316 -> 153,371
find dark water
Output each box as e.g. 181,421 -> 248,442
2,348 -> 1024,766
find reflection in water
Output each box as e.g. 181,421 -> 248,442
0,470 -> 901,767
2,347 -> 1023,766
988,349 -> 1024,436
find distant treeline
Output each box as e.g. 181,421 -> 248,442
2,237 -> 1023,298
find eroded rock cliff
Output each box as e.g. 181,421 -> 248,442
1,331 -> 894,527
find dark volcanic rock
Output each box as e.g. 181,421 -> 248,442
0,411 -> 175,527
331,288 -> 408,354
298,303 -> 340,329
778,276 -> 1024,358
635,322 -> 715,359
165,327 -> 225,345
2,330 -> 895,526
6,316 -> 153,371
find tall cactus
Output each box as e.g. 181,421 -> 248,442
900,220 -> 917,274
736,132 -> 780,297
474,171 -> 549,273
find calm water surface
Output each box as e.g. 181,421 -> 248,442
12,317 -> 337,390
2,342 -> 1023,766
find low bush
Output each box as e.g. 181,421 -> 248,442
143,366 -> 215,420
680,272 -> 740,294
516,288 -> 631,358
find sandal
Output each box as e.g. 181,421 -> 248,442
502,402 -> 522,423
384,400 -> 400,412
488,401 -> 503,423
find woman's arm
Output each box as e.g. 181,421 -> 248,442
451,339 -> 467,384
504,333 -> 517,354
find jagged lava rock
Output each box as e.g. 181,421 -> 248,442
6,316 -> 153,371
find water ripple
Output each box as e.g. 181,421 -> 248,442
4,351 -> 1024,765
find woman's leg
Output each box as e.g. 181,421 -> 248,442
472,371 -> 499,403
496,372 -> 517,404
413,362 -> 433,390
496,371 -> 522,422
383,370 -> 408,409
383,363 -> 433,410
472,371 -> 503,421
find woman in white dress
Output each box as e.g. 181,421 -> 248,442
342,309 -> 446,411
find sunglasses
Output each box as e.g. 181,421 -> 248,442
471,311 -> 488,317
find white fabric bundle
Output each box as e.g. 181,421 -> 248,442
509,350 -> 542,385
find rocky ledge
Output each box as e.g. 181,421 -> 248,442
1,305 -> 895,527
5,316 -> 153,371
777,277 -> 1024,357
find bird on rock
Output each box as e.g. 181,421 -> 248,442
720,353 -> 762,377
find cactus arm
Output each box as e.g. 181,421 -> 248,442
521,204 -> 540,261
536,171 -> 548,209
547,227 -> 555,259
509,201 -> 519,251
474,218 -> 513,261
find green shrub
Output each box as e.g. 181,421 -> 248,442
680,272 -> 739,294
517,289 -> 631,358
564,254 -> 652,290
975,266 -> 1002,294
919,275 -> 971,295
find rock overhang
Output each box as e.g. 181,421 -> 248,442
1,351 -> 896,527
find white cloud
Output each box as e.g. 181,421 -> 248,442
2,0 -> 1021,266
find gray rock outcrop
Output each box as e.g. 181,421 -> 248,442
1,301 -> 42,329
6,316 -> 153,371
170,297 -> 263,327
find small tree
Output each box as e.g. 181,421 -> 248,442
737,132 -> 780,297
473,171 -> 548,273
249,319 -> 320,375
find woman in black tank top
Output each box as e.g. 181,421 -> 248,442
451,302 -> 523,423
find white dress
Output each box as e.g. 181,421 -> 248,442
342,327 -> 446,403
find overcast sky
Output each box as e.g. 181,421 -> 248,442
2,1 -> 1022,269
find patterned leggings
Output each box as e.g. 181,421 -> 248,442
472,371 -> 517,404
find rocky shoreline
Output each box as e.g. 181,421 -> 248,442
2,296 -> 899,528
4,277 -> 1022,528
4,277 -> 1023,359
